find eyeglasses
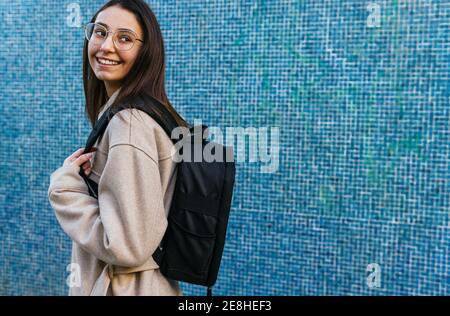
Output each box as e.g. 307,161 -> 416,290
84,22 -> 144,51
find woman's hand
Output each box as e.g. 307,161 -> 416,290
63,147 -> 97,175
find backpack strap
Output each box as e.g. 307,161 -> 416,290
78,110 -> 112,197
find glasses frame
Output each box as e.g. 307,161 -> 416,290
84,22 -> 144,51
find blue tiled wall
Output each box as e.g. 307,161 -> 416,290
1,0 -> 449,295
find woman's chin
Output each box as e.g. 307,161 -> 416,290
95,72 -> 121,81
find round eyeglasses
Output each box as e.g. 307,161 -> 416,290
84,22 -> 144,51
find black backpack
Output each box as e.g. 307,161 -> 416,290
78,94 -> 236,296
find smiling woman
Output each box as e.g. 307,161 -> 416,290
85,7 -> 144,98
82,0 -> 189,129
48,0 -> 189,296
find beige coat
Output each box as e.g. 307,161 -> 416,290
48,88 -> 183,296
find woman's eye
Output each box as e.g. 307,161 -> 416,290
94,29 -> 106,37
119,36 -> 131,42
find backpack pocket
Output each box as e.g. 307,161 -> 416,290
164,208 -> 218,282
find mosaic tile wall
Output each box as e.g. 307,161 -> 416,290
1,0 -> 449,295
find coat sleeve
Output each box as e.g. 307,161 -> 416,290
48,144 -> 168,267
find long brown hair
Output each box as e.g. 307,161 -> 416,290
82,0 -> 189,129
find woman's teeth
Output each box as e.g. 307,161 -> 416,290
97,58 -> 120,65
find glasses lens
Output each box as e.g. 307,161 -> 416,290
85,23 -> 106,43
85,23 -> 93,40
114,31 -> 136,51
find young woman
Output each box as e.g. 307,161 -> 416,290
48,0 -> 188,295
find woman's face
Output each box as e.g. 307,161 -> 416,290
88,6 -> 143,95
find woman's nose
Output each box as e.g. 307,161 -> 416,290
100,34 -> 115,51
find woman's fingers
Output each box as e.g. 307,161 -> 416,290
70,148 -> 85,160
83,167 -> 92,175
63,147 -> 97,167
64,148 -> 83,165
74,152 -> 93,167
73,147 -> 97,158
82,161 -> 91,170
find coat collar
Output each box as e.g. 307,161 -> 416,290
97,87 -> 122,121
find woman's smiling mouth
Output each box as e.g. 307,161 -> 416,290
96,57 -> 122,66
